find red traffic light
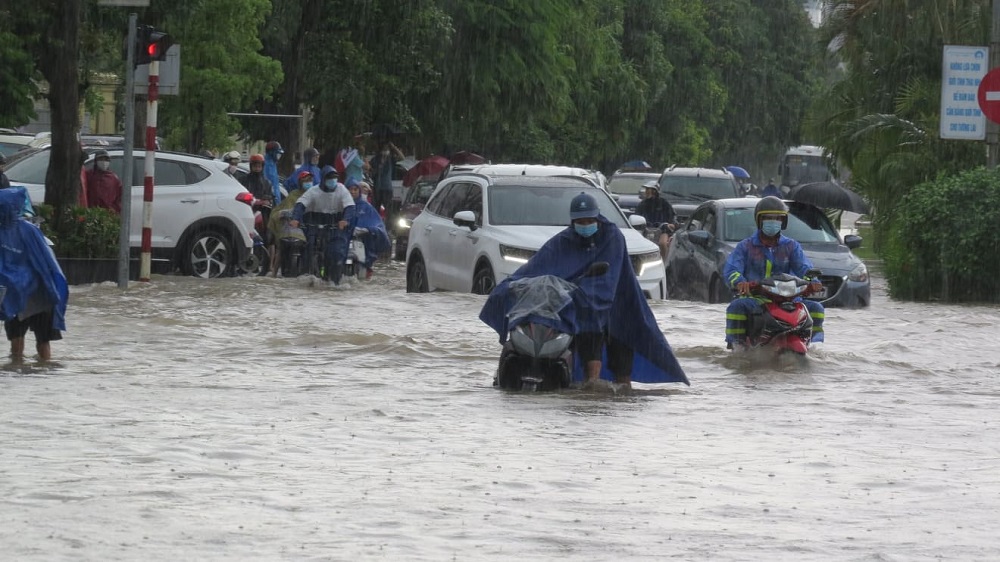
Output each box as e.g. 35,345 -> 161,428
133,25 -> 173,67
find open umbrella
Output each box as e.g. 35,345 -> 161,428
402,155 -> 450,187
726,165 -> 750,179
449,150 -> 486,166
787,181 -> 870,214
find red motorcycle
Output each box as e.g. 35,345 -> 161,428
737,272 -> 820,355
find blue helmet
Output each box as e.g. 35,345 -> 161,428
569,192 -> 599,221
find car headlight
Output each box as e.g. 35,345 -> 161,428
397,217 -> 411,229
632,250 -> 663,277
500,244 -> 536,264
849,262 -> 868,282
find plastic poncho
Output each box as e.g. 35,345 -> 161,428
267,188 -> 307,245
0,188 -> 68,331
480,216 -> 688,385
264,149 -> 283,205
351,196 -> 391,256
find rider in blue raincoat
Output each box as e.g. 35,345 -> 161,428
346,179 -> 390,279
480,192 -> 688,387
723,196 -> 825,348
285,147 -> 322,193
264,141 -> 284,205
0,188 -> 68,361
290,165 -> 357,284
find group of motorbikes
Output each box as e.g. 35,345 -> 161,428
493,255 -> 821,392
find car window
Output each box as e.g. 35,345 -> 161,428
5,150 -> 51,184
438,182 -> 472,219
487,185 -> 627,227
722,207 -> 840,243
464,184 -> 483,224
425,184 -> 454,216
686,207 -> 711,232
660,175 -> 740,203
406,181 -> 437,206
608,175 -> 656,196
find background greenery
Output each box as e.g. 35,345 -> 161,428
1,0 -> 999,301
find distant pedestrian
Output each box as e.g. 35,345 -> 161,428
761,178 -> 781,198
370,141 -> 404,217
85,150 -> 123,214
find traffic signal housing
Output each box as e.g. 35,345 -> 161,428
134,25 -> 173,68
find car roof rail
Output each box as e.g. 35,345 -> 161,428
667,164 -> 677,171
549,174 -> 600,187
445,170 -> 493,184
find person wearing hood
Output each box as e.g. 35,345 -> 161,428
85,149 -> 123,213
345,179 -> 391,280
266,171 -> 312,277
290,165 -> 357,284
0,188 -> 68,362
480,192 -> 688,390
285,147 -> 322,193
264,141 -> 284,205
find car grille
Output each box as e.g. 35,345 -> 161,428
806,275 -> 843,302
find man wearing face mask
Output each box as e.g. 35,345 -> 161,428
480,191 -> 688,391
723,196 -> 825,349
289,166 -> 356,284
85,150 -> 123,214
222,151 -> 242,178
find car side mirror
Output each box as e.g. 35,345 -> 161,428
629,214 -> 647,229
688,230 -> 711,247
843,234 -> 863,250
453,210 -> 477,231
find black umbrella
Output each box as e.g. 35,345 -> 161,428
787,181 -> 870,214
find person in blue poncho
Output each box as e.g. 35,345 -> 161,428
264,141 -> 284,205
0,188 -> 69,362
345,180 -> 391,280
480,191 -> 688,389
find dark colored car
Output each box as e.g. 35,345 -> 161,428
664,198 -> 870,307
393,178 -> 439,260
657,166 -> 743,224
607,170 -> 660,214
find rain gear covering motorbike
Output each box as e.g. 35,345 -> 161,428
0,188 -> 68,331
350,190 -> 391,266
480,215 -> 688,385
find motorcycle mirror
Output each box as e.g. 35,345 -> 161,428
585,262 -> 610,278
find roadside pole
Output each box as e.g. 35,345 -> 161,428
118,14 -> 137,289
140,60 -> 159,281
989,1 -> 1000,169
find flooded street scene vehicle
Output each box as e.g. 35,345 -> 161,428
5,1 -> 1000,560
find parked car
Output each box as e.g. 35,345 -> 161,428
0,133 -> 38,158
393,177 -> 438,261
405,170 -> 666,299
4,148 -> 257,278
607,170 -> 660,214
657,166 -> 743,224
664,198 -> 870,307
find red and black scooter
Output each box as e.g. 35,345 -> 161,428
737,272 -> 820,355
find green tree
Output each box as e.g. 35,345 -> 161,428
0,28 -> 39,127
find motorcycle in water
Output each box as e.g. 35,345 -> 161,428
734,272 -> 821,356
344,227 -> 368,281
247,198 -> 272,276
494,262 -> 609,391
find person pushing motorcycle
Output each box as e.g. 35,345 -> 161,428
723,196 -> 825,349
479,191 -> 687,390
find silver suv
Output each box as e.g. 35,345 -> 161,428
657,166 -> 743,223
5,148 -> 257,278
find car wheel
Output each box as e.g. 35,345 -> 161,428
709,277 -> 730,304
472,263 -> 496,295
185,230 -> 233,279
406,254 -> 429,293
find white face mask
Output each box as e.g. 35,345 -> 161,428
97,160 -> 111,172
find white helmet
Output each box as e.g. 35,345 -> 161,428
223,150 -> 241,164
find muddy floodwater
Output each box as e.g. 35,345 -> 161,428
2,262 -> 999,561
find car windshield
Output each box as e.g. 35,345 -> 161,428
488,185 -> 627,227
607,175 -> 657,196
723,207 -> 841,243
659,175 -> 738,202
4,148 -> 50,183
406,182 -> 437,205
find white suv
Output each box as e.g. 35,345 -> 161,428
405,170 -> 667,299
5,148 -> 257,278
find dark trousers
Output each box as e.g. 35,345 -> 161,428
574,332 -> 634,380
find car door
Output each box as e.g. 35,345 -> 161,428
443,181 -> 484,291
688,206 -> 721,301
117,154 -> 207,249
416,182 -> 458,289
669,206 -> 712,300
429,182 -> 473,290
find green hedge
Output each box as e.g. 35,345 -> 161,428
34,204 -> 121,259
883,167 -> 1000,302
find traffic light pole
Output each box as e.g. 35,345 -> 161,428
140,60 -> 159,281
119,13 -> 137,289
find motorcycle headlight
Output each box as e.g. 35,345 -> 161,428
500,244 -> 536,264
396,217 -> 411,230
633,250 -> 663,277
849,262 -> 868,283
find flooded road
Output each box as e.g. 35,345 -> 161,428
2,261 -> 999,561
